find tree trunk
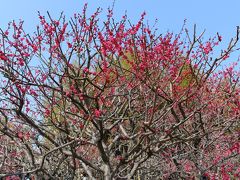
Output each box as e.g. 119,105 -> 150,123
103,164 -> 112,180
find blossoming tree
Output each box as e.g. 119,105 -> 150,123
0,5 -> 239,180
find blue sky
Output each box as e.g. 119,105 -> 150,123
1,0 -> 239,36
0,0 -> 240,63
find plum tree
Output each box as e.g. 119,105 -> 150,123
0,5 -> 239,180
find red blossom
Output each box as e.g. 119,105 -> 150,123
94,109 -> 101,118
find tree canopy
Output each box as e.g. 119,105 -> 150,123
0,5 -> 239,180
